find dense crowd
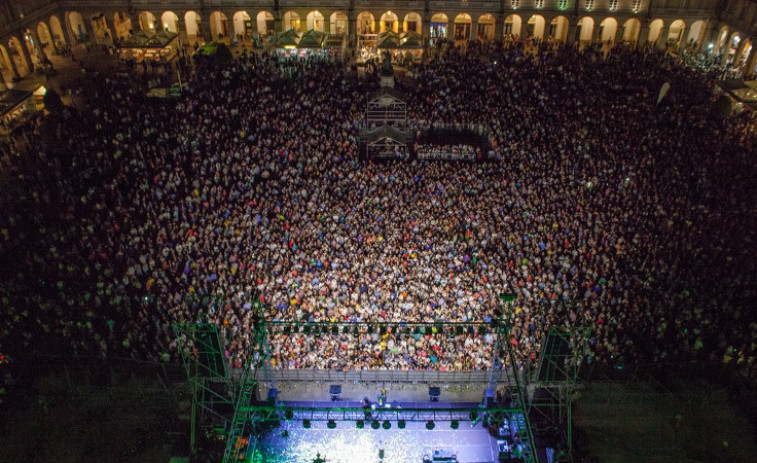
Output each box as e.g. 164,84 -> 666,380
1,42 -> 756,376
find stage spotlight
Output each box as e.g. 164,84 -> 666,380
284,409 -> 294,420
356,420 -> 364,429
382,420 -> 391,429
303,419 -> 311,429
451,420 -> 459,429
371,420 -> 380,429
426,420 -> 435,430
327,419 -> 337,429
397,420 -> 406,429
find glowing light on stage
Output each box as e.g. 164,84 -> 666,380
275,430 -> 401,463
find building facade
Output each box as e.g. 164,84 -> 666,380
0,0 -> 756,84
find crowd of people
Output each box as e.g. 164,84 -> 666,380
1,42 -> 756,377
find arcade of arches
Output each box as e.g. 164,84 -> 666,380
1,5 -> 757,85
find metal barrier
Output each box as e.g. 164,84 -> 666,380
253,368 -> 517,384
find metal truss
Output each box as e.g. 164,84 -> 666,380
240,405 -> 521,423
530,325 -> 591,461
174,323 -> 234,453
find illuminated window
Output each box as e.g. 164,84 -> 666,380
632,0 -> 643,12
585,0 -> 595,10
609,0 -> 619,10
558,0 -> 569,8
511,0 -> 522,8
535,0 -> 545,7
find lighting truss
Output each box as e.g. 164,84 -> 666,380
241,405 -> 521,423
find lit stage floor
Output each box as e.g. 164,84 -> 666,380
258,418 -> 500,463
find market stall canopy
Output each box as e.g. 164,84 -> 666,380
298,30 -> 325,49
377,31 -> 401,49
0,89 -> 33,117
276,29 -> 300,48
119,30 -> 178,48
363,125 -> 407,145
400,31 -> 423,49
368,86 -> 406,105
716,79 -> 757,112
324,34 -> 345,48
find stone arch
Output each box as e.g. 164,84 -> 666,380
0,44 -> 14,85
7,37 -> 30,76
282,11 -> 301,32
90,13 -> 112,45
738,39 -> 752,66
477,14 -> 496,42
687,20 -> 705,48
404,12 -> 422,34
622,18 -> 641,44
550,16 -> 569,43
232,11 -> 251,39
50,15 -> 66,46
257,11 -> 275,37
330,11 -> 348,35
667,19 -> 685,45
648,18 -> 664,44
599,17 -> 618,43
161,11 -> 179,33
357,12 -> 376,35
209,11 -> 229,40
184,11 -> 202,40
576,16 -> 594,43
112,12 -> 132,39
380,11 -> 400,34
454,13 -> 473,41
22,30 -> 44,68
37,22 -> 55,55
306,10 -> 325,32
67,11 -> 87,43
504,14 -> 523,39
714,26 -> 729,54
138,12 -> 157,32
527,15 -> 546,40
430,13 -> 449,41
725,32 -> 742,64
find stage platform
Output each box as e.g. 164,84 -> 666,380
258,417 -> 500,463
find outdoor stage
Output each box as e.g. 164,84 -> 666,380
259,410 -> 500,463
252,381 -> 517,463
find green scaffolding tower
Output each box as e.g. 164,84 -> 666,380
175,322 -> 236,453
529,325 -> 590,461
222,319 -> 539,463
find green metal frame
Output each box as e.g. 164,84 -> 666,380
175,322 -> 235,454
222,312 -> 540,463
240,404 -> 527,422
530,325 -> 590,461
